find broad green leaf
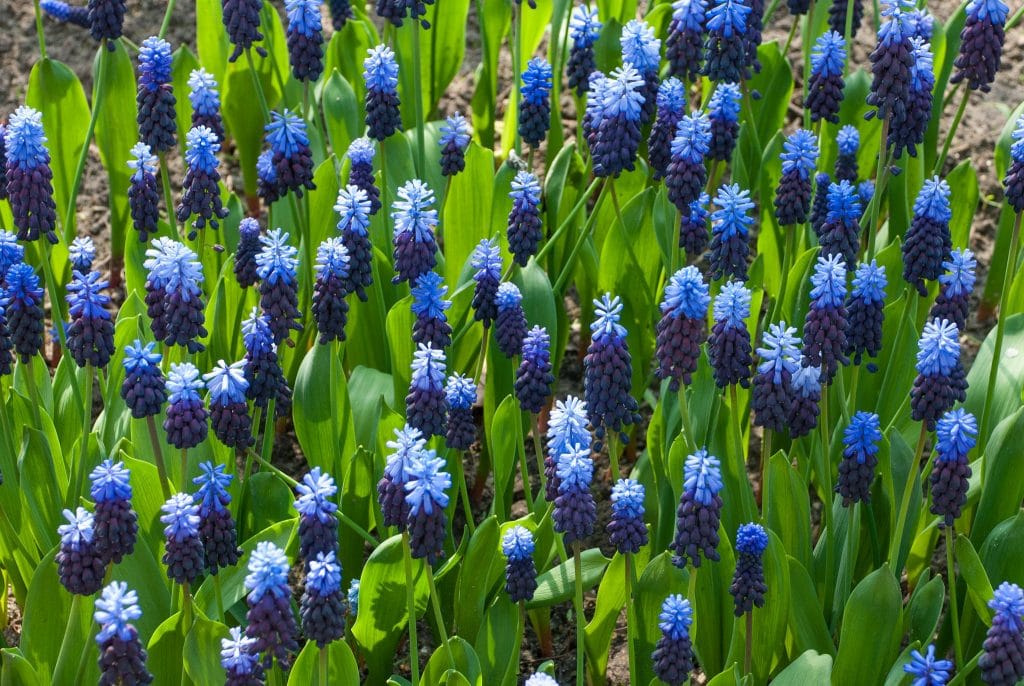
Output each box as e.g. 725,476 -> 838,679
421,637 -> 483,686
786,556 -> 834,658
832,566 -> 903,686
906,573 -> 945,647
287,638 -> 361,685
475,595 -> 522,686
946,160 -> 978,250
965,316 -> 1024,439
184,614 -> 230,685
454,516 -> 501,643
348,366 -> 394,451
525,548 -> 610,609
20,549 -> 81,680
195,0 -> 229,84
1,648 -> 42,686
584,547 -> 651,683
386,297 -> 416,406
958,533 -> 996,624
978,512 -> 1024,606
321,70 -> 361,157
969,408 -> 1024,545
771,650 -> 833,685
487,395 -> 520,518
145,611 -> 188,685
442,143 -> 496,295
634,552 -> 689,685
293,342 -> 351,473
768,453 -> 812,570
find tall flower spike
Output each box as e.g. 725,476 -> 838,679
193,462 -> 242,574
709,183 -> 754,281
495,282 -> 527,358
144,238 -> 208,353
222,0 -> 267,61
5,263 -> 45,363
471,238 -> 502,327
866,0 -> 916,127
703,0 -> 752,83
88,0 -> 126,47
707,82 -> 741,163
650,78 -> 688,180
392,179 -> 439,285
888,36 -> 934,159
164,362 -> 209,450
411,271 -> 452,349
295,467 -> 339,565
257,228 -> 303,345
90,459 -> 138,565
671,448 -> 723,568
835,125 -> 860,182
137,37 -> 177,154
502,526 -> 538,602
204,360 -> 254,449
789,363 -> 822,437
567,5 -> 602,96
903,176 -> 952,296
951,0 -> 1009,93
553,444 -> 597,545
516,325 -> 555,414
245,541 -> 299,669
121,340 -> 166,418
730,523 -> 768,615
667,112 -> 712,213
0,231 -> 25,282
127,142 -> 160,242
545,396 -> 590,501
666,0 -> 708,84
242,307 -> 291,413
160,492 -> 205,585
679,192 -> 711,257
406,343 -> 448,438
591,65 -> 645,179
405,451 -> 452,563
656,266 -> 711,391
378,425 -> 427,528
312,238 -> 351,344
930,248 -> 976,332
445,373 -> 477,450
709,280 -> 753,388
364,45 -> 402,141
652,595 -> 694,685
285,0 -> 324,82
4,106 -> 58,243
328,0 -> 353,29
56,507 -> 106,595
583,71 -> 609,154
911,319 -> 968,430
69,236 -> 96,272
621,19 -> 662,125
609,478 -> 648,554
234,217 -> 262,288
845,260 -> 887,368
1005,115 -> 1024,212
334,183 -> 374,301
346,138 -> 381,215
187,68 -> 224,143
42,0 -> 92,27
221,626 -> 264,684
520,58 -> 553,148
836,411 -> 882,505
177,126 -> 229,239
439,112 -> 471,177
930,408 -> 976,527
584,294 -> 641,449
0,297 -> 13,378
66,270 -> 115,368
752,322 -> 800,432
774,128 -> 820,226
264,110 -> 316,200
904,644 -> 954,686
979,582 -> 1024,685
301,550 -> 346,647
376,0 -> 434,28
807,31 -> 847,124
94,582 -> 153,684
803,253 -> 849,383
820,180 -> 862,267
508,170 -> 544,266
829,0 -> 864,37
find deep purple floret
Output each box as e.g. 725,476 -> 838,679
502,526 -> 538,602
405,452 -> 451,564
930,408 -> 976,527
608,478 -> 648,554
164,363 -> 209,450
652,595 -> 694,686
245,542 -> 299,670
621,20 -> 662,125
803,253 -> 849,383
160,492 -> 205,585
516,326 -> 554,413
285,0 -> 324,83
144,238 -> 208,353
708,280 -> 753,388
204,360 -> 255,449
312,237 -> 351,344
656,266 -> 710,391
707,83 -> 741,163
520,58 -> 553,148
378,425 -> 426,529
950,0 -> 1009,93
137,37 -> 177,154
666,112 -> 712,213
5,263 -> 45,363
670,449 -> 723,568
406,344 -> 448,439
667,0 -> 707,83
930,248 -> 976,331
866,0 -> 916,126
552,444 -> 597,546
471,238 -> 502,327
807,31 -> 846,124
121,340 -> 166,418
66,270 -> 115,368
263,110 -> 316,199
495,282 -> 527,358
335,183 -> 374,300
222,0 -> 267,61
187,69 -> 224,143
94,582 -> 153,684
910,319 -> 968,430
709,183 -> 754,281
193,462 -> 242,573
364,45 -> 402,141
177,126 -> 229,239
392,179 -> 438,285
774,128 -> 819,225
703,0 -> 752,83
445,374 -> 477,450
57,507 -> 106,595
439,112 -> 471,177
256,228 -> 303,345
90,460 -> 138,565
904,176 -> 952,296
591,66 -> 645,179
820,180 -> 862,267
584,294 -> 641,448
88,0 -> 126,47
845,260 -> 887,366
234,217 -> 262,288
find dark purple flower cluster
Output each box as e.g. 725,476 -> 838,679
164,363 -> 209,450
707,83 -> 741,163
519,58 -> 553,148
845,260 -> 887,367
471,239 -> 501,327
803,254 -> 849,384
4,107 -> 59,243
445,374 -> 477,450
57,507 -> 107,595
903,177 -> 952,296
979,582 -> 1024,686
193,462 -> 242,573
245,542 -> 299,670
328,0 -> 353,29
405,452 -> 451,564
652,595 -> 694,686
121,340 -> 166,418
285,0 -> 324,83
709,184 -> 754,282
144,238 -> 208,354
666,112 -> 712,213
223,0 -> 267,61
406,344 -> 448,439
295,468 -> 339,566
234,218 -> 262,289
94,583 -> 154,685
930,249 -> 976,332
263,110 -> 316,201
335,182 -> 374,301
567,7 -> 602,96
411,271 -> 452,349
301,551 -> 346,646
177,126 -> 229,239
257,229 -> 303,345
66,270 -> 115,368
820,180 -> 862,267
127,142 -> 160,242
666,0 -> 707,83
160,493 -> 205,585
930,409 -> 976,527
656,267 -> 710,392
950,0 -> 1009,93
495,283 -> 527,358
589,67 -> 645,179
378,426 -> 424,529
806,31 -> 846,124
836,411 -> 881,505
391,180 -> 438,285
730,523 -> 768,615
552,445 -> 597,546
502,526 -> 538,602
703,0 -> 750,83
137,37 -> 177,155
516,326 -> 554,414
708,281 -> 753,388
649,78 -> 687,180
90,460 -> 138,565
242,309 -> 291,414
828,0 -> 863,37
608,479 -> 648,554
439,113 -> 471,177
774,129 -> 819,226
584,294 -> 641,448
789,365 -> 822,438
312,238 -> 350,344
508,171 -> 543,266
910,319 -> 968,430
5,263 -> 46,363
670,449 -> 723,568
865,0 -> 915,127
621,20 -> 662,125
364,45 -> 402,141
205,360 -> 255,449
88,0 -> 126,47
752,323 -> 799,432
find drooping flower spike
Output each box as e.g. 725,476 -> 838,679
978,582 -> 1024,686
301,550 -> 346,646
584,294 -> 641,449
378,425 -> 427,528
904,176 -> 953,296
904,644 -> 954,686
820,180 -> 862,267
6,263 -> 46,363
144,238 -> 208,353
187,68 -> 224,142
312,237 -> 351,344
845,260 -> 887,368
666,112 -> 712,213
520,58 -> 553,148
652,595 -> 695,686
245,541 -> 300,669
221,626 -> 264,684
590,65 -> 645,179
774,128 -> 819,226
836,411 -> 882,505
930,248 -> 976,332
545,396 -> 590,501
160,492 -> 205,585
285,0 -> 324,83
404,450 -> 452,563
709,183 -> 754,282
391,179 -> 439,285
377,0 -> 434,29
730,523 -> 768,615
609,478 -> 648,554
671,448 -> 724,568
552,443 -> 597,545
707,82 -> 741,163
503,526 -> 538,602
88,0 -> 126,47
94,582 -> 153,684
56,506 -> 106,595
164,362 -> 209,450
835,125 -> 860,182
125,142 -> 161,243
204,360 -> 254,449
177,125 -> 230,239
650,78 -> 688,180
364,45 -> 402,141
222,0 -> 267,61
703,0 -> 751,83
656,266 -> 710,391
621,19 -> 662,125
910,318 -> 968,430
508,170 -> 543,266
411,271 -> 452,350
930,408 -> 976,527
802,253 -> 849,384
66,270 -> 115,369
445,373 -> 477,450
263,110 -> 316,200
4,106 -> 58,243
495,283 -> 528,358
516,325 -> 555,414
666,0 -> 708,83
137,37 -> 177,155
708,280 -> 753,388
192,461 -> 242,574
69,236 -> 96,273
567,5 -> 602,96
752,322 -> 800,432
346,137 -> 382,215
471,238 -> 502,328
334,183 -> 374,301
121,340 -> 166,418
41,0 -> 92,28
89,459 -> 138,565
256,228 -> 303,345
950,0 -> 1009,93
807,31 -> 847,124
295,467 -> 339,565
439,112 -> 471,177
679,193 -> 711,257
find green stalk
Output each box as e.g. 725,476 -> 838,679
819,388 -> 836,607
180,583 -> 192,686
214,574 -> 226,622
772,226 -> 797,321
245,48 -> 272,121
426,566 -> 455,670
932,88 -> 969,176
551,181 -> 608,293
512,3 -> 523,155
843,0 -> 855,77
71,364 -> 94,506
180,447 -> 189,490
625,554 -> 638,686
64,46 -> 109,243
514,602 -> 526,682
946,526 -> 964,668
888,424 -> 928,566
451,449 -> 476,534
532,414 -> 549,502
515,406 -> 535,510
52,595 -> 83,682
159,0 -> 178,39
319,645 -> 328,686
159,154 -> 181,240
33,0 -> 48,58
866,116 -> 890,260
572,541 -> 585,686
744,611 -> 753,676
678,386 -> 696,454
22,356 -> 45,429
146,415 -> 172,499
402,532 -> 420,686
609,180 -> 654,308
411,24 -> 427,176
607,432 -> 621,482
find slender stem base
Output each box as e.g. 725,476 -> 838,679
624,554 -> 638,686
426,566 -> 455,670
889,424 -> 928,567
402,532 -> 420,686
146,415 -> 172,499
946,526 -> 964,668
572,541 -> 585,686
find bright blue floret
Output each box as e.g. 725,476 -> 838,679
256,228 -> 299,285
0,232 -> 25,278
502,525 -> 535,560
69,236 -> 96,272
756,322 -> 800,383
95,582 -> 143,643
712,184 -> 755,239
123,340 -> 161,372
940,249 -> 976,297
547,396 -> 591,457
780,129 -> 819,178
496,282 -> 522,312
852,260 -> 887,303
611,478 -> 646,519
411,272 -> 450,319
810,254 -> 847,309
601,65 -> 645,121
916,319 -> 960,376
306,551 -> 341,595
936,408 -> 977,461
991,582 -> 1024,631
285,0 -> 321,36
708,83 -> 741,122
913,177 -> 952,224
621,19 -> 661,73
194,462 -> 233,513
904,644 -> 954,686
968,0 -> 1010,22
662,266 -> 711,319
167,362 -> 204,404
410,344 -> 446,393
266,110 -> 310,158
591,293 -> 627,342
522,58 -> 553,105
316,237 -> 350,279
713,280 -> 751,329
827,180 -> 862,223
161,493 -> 200,541
383,426 -> 427,484
445,374 -> 476,409
556,444 -> 594,490
671,113 -> 712,164
392,179 -> 438,241
659,595 -> 693,640
245,541 -> 291,601
472,238 -> 502,280
184,126 -> 220,174
684,449 -> 724,504
90,459 -> 132,503
673,0 -> 707,32
363,44 -> 399,93
1011,116 -> 1024,163
295,467 -> 339,521
187,69 -> 220,116
439,112 -> 471,150
5,106 -> 49,170
570,5 -> 602,47
837,126 -> 859,156
138,37 -> 173,91
811,31 -> 846,77
348,137 -> 376,166
658,78 -> 688,113
706,0 -> 751,38
204,360 -> 249,405
67,270 -> 111,321
59,507 -> 95,549
843,411 -> 882,463
404,452 -> 451,515
736,522 -> 768,555
334,184 -> 371,237
220,627 -> 259,674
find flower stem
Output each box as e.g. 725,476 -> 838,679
532,414 -> 549,502
159,0 -> 178,39
71,364 -> 94,507
551,180 -> 609,293
451,449 -> 476,534
572,541 -> 585,686
180,447 -> 188,490
933,88 -> 970,176
180,582 -> 192,686
159,153 -> 182,240
213,573 -> 226,622
624,553 -> 638,686
866,116 -> 890,260
411,23 -> 426,176
744,611 -> 753,676
516,407 -> 535,511
32,0 -> 48,59
888,423 -> 928,567
512,3 -> 523,155
607,432 -> 621,482
319,644 -> 329,685
402,532 -> 420,686
52,594 -> 83,682
244,48 -> 272,122
946,526 -> 964,668
425,565 -> 455,670
64,46 -> 108,243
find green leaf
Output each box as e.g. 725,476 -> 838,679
768,453 -> 812,570
969,407 -> 1024,545
386,297 -> 416,407
584,547 -> 651,682
634,552 -> 689,685
348,366 -> 394,450
321,70 -> 361,157
442,143 -> 495,295
20,549 -> 80,680
293,342 -> 352,473
906,573 -> 945,647
832,566 -> 903,686
770,650 -> 833,685
145,611 -> 188,685
454,516 -> 501,643
475,595 -> 522,686
965,315 -> 1024,439
287,639 -> 361,685
183,614 -> 230,685
195,0 -> 230,84
978,512 -> 1024,611
488,395 -> 521,517
1,648 -> 42,686
786,556 -> 834,658
525,548 -> 610,609
421,637 -> 483,686
946,160 -> 979,250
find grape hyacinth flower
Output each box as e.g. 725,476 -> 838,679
439,112 -> 471,177
445,374 -> 477,450
810,173 -> 832,237
347,138 -> 381,215
221,627 -> 263,685
0,299 -> 13,378
649,78 -> 688,180
392,179 -> 439,285
807,31 -> 847,124
160,492 -> 205,585
5,263 -> 45,363
264,110 -> 316,200
41,0 -> 92,28
144,238 -> 207,353
66,270 -> 115,368
730,522 -> 768,615
508,170 -> 543,266
193,462 -> 242,573
234,217 -> 262,289
707,82 -> 741,163
376,0 -> 434,28
866,0 -> 916,127
405,450 -> 451,564
671,448 -> 723,568
889,37 -> 934,159
285,0 -> 324,83
552,444 -> 597,545
256,228 -> 302,344
378,425 -> 426,528
1003,113 -> 1024,218
789,364 -> 822,438
177,126 -> 229,239
301,550 -> 346,646
94,583 -> 153,685
591,65 -> 645,179
121,340 -> 166,418
411,271 -> 452,349
708,280 -> 753,388
257,149 -> 284,206
545,396 -> 590,501
930,248 -> 976,332
4,106 -> 58,243
744,0 -> 766,75
495,283 -> 527,358
911,319 -> 968,430
829,0 -> 864,37
907,8 -> 936,39
652,595 -> 694,686
204,360 -> 254,449
803,254 -> 849,384
406,343 -> 448,438
242,308 -> 291,412
164,362 -> 209,450
0,232 -> 23,282
584,294 -> 641,449
245,541 -> 299,669
295,467 -> 339,565
609,478 -> 648,554
752,322 -> 800,432
656,266 -> 710,392
127,142 -> 160,242
519,58 -> 553,148
930,408 -> 976,527
666,112 -> 712,213
334,183 -> 373,301
979,582 -> 1024,685
364,45 -> 402,141
835,126 -> 860,182
89,460 -> 138,565
583,72 -> 609,154
774,128 -> 819,226
820,180 -> 862,267
223,0 -> 267,61
567,6 -> 602,96
621,19 -> 662,125
187,68 -> 224,143
502,525 -> 538,603
836,411 -> 882,505
950,0 -> 1009,93
709,183 -> 754,281
516,326 -> 555,414
666,0 -> 707,83
88,0 -> 125,47
679,193 -> 711,257
69,236 -> 96,272
327,0 -> 352,29
703,0 -> 751,83
312,238 -> 350,344
904,176 -> 953,296
347,579 -> 360,618
137,37 -> 177,154
904,644 -> 954,686
471,238 -> 502,327
56,507 -> 106,595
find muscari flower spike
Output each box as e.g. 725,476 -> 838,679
703,0 -> 751,83
312,237 -> 351,344
204,360 -> 254,449
678,192 -> 710,257
376,0 -> 434,29
406,343 -> 448,439
264,110 -> 316,200
364,45 -> 402,141
650,78 -> 688,180
242,307 -> 292,413
405,451 -> 452,564
1005,115 -> 1024,212
979,581 -> 1024,686
709,183 -> 754,281
66,270 -> 115,369
671,448 -> 724,568
707,82 -> 742,162
5,263 -> 46,363
888,36 -> 934,159
137,37 -> 177,154
245,541 -> 299,670
295,467 -> 339,565
621,19 -> 662,125
544,396 -> 590,500
520,58 -> 553,148
301,550 -> 346,647
4,106 -> 58,243
445,373 -> 477,450
789,363 -> 822,438
667,112 -> 712,213
904,176 -> 953,296
144,238 -> 208,353
775,128 -> 820,226
164,362 -> 209,450
193,461 -> 242,574
41,0 -> 91,28
378,425 -> 427,528
609,478 -> 648,554
829,0 -> 864,36
731,523 -> 768,615
121,340 -> 166,418
752,322 -> 800,433
56,506 -> 106,595
127,142 -> 160,242
222,0 -> 267,61
495,282 -> 527,358
89,459 -> 137,565
553,444 -> 597,546
94,582 -> 153,684
803,253 -> 849,384
221,626 -> 264,684
930,248 -> 976,332
440,112 -> 471,177
69,236 -> 96,272
0,296 -> 13,378
471,238 -> 502,327
709,280 -> 753,388
820,180 -> 862,267
951,0 -> 1009,93
866,0 -> 916,127
88,0 -> 126,47
177,126 -> 229,239
811,172 -> 833,238
411,271 -> 452,349
835,125 -> 860,182
234,217 -> 262,289
347,137 -> 381,216
502,525 -> 538,602
0,231 -> 25,281
911,318 -> 968,430
508,170 -> 544,266
257,228 -> 303,344
327,0 -> 353,30
285,0 -> 324,83
656,266 -> 710,392
845,260 -> 887,368
516,325 -> 555,414
585,294 -> 641,449
591,65 -> 645,179
904,644 -> 954,686
392,179 -> 438,285
652,595 -> 695,686
160,492 -> 205,585
836,411 -> 882,505
187,68 -> 224,142
347,578 -> 360,618
667,0 -> 708,83
335,183 -> 374,301
807,31 -> 847,123
567,5 -> 602,95
930,408 -> 976,528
